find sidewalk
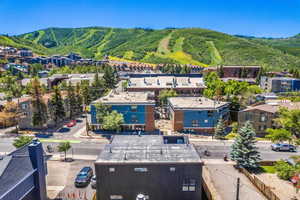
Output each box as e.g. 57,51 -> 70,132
48,153 -> 98,161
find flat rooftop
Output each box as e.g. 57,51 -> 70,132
168,97 -> 229,110
93,91 -> 155,105
96,135 -> 202,164
127,76 -> 205,89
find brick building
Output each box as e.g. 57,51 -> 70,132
90,91 -> 156,132
95,135 -> 203,200
168,97 -> 229,133
204,65 -> 261,78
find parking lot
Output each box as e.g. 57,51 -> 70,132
47,160 -> 95,200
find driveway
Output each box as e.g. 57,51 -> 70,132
204,159 -> 266,200
47,160 -> 96,200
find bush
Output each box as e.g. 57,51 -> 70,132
225,132 -> 238,140
274,160 -> 296,180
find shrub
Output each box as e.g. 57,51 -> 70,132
274,160 -> 296,180
225,132 -> 238,140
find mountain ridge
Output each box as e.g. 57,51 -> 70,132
1,26 -> 300,69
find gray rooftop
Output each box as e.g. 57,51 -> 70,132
93,91 -> 155,105
96,135 -> 202,164
168,97 -> 229,110
127,76 -> 206,89
0,144 -> 35,197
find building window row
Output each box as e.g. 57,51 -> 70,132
182,179 -> 196,192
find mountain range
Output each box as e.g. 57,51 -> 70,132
1,27 -> 300,70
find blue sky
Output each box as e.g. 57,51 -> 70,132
0,0 -> 299,37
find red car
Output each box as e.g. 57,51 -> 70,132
66,120 -> 76,127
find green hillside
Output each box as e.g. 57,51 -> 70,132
1,27 -> 300,69
250,34 -> 300,58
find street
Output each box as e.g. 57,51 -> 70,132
0,137 -> 298,161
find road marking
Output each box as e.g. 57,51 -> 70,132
39,139 -> 81,143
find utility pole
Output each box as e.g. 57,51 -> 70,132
236,177 -> 240,200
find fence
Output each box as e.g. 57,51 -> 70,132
240,168 -> 281,200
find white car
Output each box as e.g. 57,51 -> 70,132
271,143 -> 296,152
91,175 -> 96,189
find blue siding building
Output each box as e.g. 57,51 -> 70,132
168,97 -> 229,133
260,77 -> 300,93
0,140 -> 47,200
90,91 -> 156,131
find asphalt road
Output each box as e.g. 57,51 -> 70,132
0,138 -> 298,161
193,141 -> 299,160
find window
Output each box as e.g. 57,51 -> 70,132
207,110 -> 214,117
182,179 -> 196,192
21,103 -> 28,109
189,179 -> 196,191
170,167 -> 176,172
131,105 -> 138,112
260,114 -> 266,122
110,195 -> 123,200
109,168 -> 115,172
131,115 -> 138,123
134,168 -> 148,172
191,120 -> 199,127
245,113 -> 252,121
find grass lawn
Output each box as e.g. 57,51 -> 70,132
261,165 -> 276,174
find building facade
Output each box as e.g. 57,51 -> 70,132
260,76 -> 300,93
0,140 -> 47,200
203,65 -> 261,78
238,101 -> 300,136
126,76 -> 206,98
168,97 -> 229,133
95,135 -> 203,200
90,91 -> 156,132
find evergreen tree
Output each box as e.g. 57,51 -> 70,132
30,78 -> 47,127
91,73 -> 104,100
214,118 -> 226,139
103,65 -> 117,89
49,86 -> 65,124
80,80 -> 92,105
230,121 -> 261,169
66,82 -> 77,119
75,83 -> 83,113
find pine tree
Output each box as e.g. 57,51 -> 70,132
80,80 -> 92,105
66,82 -> 77,119
103,65 -> 117,89
230,121 -> 261,169
91,73 -> 104,100
49,86 -> 65,124
30,78 -> 47,127
75,83 -> 83,113
214,118 -> 226,139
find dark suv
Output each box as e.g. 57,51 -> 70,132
74,167 -> 93,187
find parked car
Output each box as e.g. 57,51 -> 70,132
74,167 -> 93,187
91,175 -> 97,189
66,120 -> 76,128
271,143 -> 296,152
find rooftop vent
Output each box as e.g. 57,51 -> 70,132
136,194 -> 146,200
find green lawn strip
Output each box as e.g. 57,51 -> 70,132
260,166 -> 276,173
39,139 -> 81,144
